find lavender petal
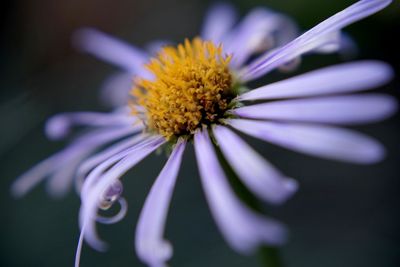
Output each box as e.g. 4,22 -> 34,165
225,7 -> 298,68
194,130 -> 287,253
45,109 -> 139,140
73,27 -> 151,77
238,61 -> 394,101
240,0 -> 392,81
201,3 -> 237,44
79,136 -> 165,251
213,126 -> 298,204
11,127 -> 137,197
233,94 -> 397,125
135,139 -> 186,267
228,119 -> 385,164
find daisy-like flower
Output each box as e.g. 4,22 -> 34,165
74,2 -> 353,108
12,1 -> 397,267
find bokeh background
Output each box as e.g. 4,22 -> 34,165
1,0 -> 399,266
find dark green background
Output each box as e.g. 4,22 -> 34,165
1,0 -> 399,266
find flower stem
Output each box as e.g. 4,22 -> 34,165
259,246 -> 284,267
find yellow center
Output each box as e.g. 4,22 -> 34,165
131,38 -> 234,139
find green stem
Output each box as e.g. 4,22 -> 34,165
213,141 -> 284,267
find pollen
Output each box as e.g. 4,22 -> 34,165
131,38 -> 234,139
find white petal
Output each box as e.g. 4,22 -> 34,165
194,130 -> 287,253
238,61 -> 394,101
135,139 -> 186,267
73,28 -> 151,77
213,126 -> 298,204
228,119 -> 385,164
233,94 -> 397,125
80,136 -> 165,250
240,0 -> 392,81
201,3 -> 237,44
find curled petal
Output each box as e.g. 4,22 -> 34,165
135,139 -> 186,267
228,119 -> 386,164
233,94 -> 398,125
96,197 -> 128,225
238,61 -> 394,101
213,126 -> 298,204
240,0 -> 392,81
79,136 -> 165,251
194,130 -> 287,253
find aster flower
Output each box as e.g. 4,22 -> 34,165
12,1 -> 397,267
74,2 -> 353,108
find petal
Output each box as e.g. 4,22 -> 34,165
76,134 -> 148,189
135,139 -> 186,267
225,8 -> 298,68
238,61 -> 394,101
194,130 -> 287,253
240,0 -> 392,81
80,136 -> 165,250
201,3 -> 237,44
11,127 -> 137,197
73,28 -> 151,77
99,72 -> 135,108
48,127 -> 141,196
213,126 -> 298,204
233,94 -> 398,125
45,109 -> 138,140
227,119 -> 385,164
145,40 -> 172,55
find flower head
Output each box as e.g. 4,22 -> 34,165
132,38 -> 235,139
12,1 -> 397,267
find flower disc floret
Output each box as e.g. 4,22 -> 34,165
132,38 -> 234,139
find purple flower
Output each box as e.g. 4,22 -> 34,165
12,1 -> 397,267
72,3 -> 353,108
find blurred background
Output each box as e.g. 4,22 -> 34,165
1,0 -> 399,266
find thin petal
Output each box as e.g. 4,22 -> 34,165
201,3 -> 237,44
145,40 -> 172,55
194,130 -> 287,253
238,61 -> 394,101
213,126 -> 298,204
135,139 -> 186,267
80,136 -> 165,250
228,119 -> 385,164
45,109 -> 138,140
73,28 -> 151,77
225,8 -> 298,68
240,0 -> 392,81
233,94 -> 398,125
47,127 -> 141,196
76,134 -> 148,190
11,127 -> 136,197
99,72 -> 135,108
